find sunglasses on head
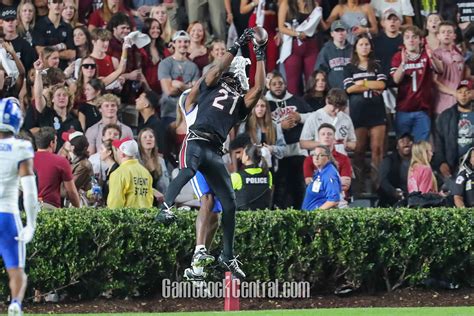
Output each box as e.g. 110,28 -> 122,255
82,63 -> 96,69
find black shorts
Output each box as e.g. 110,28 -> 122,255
178,132 -> 223,171
178,132 -> 235,204
349,97 -> 387,129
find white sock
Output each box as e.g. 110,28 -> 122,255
195,245 -> 206,253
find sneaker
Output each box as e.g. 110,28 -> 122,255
155,203 -> 176,225
192,248 -> 215,268
184,268 -> 210,295
218,254 -> 246,280
8,302 -> 22,316
184,267 -> 206,281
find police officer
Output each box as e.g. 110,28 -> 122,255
231,144 -> 272,211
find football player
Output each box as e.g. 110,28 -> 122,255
0,98 -> 39,316
156,28 -> 267,279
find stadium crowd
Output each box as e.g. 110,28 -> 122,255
1,0 -> 473,210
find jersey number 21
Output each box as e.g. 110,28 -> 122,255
212,89 -> 239,115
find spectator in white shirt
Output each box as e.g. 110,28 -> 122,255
300,88 -> 356,155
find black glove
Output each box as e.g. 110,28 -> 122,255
254,41 -> 267,61
228,28 -> 255,56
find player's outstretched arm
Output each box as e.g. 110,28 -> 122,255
244,43 -> 266,109
183,78 -> 204,113
204,28 -> 254,87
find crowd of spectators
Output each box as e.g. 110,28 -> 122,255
2,0 -> 473,210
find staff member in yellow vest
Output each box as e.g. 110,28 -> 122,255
231,144 -> 273,211
107,137 -> 154,208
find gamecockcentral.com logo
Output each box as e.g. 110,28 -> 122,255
162,279 -> 311,299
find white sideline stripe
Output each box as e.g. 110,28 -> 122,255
13,213 -> 25,268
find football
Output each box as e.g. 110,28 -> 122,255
252,26 -> 268,47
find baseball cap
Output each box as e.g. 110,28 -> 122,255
397,132 -> 414,142
172,30 -> 190,42
61,130 -> 83,142
382,8 -> 402,21
457,80 -> 473,90
112,137 -> 139,157
331,20 -> 347,32
1,8 -> 16,21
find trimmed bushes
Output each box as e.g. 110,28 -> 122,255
0,207 -> 471,298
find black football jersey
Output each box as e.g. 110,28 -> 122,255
191,80 -> 248,144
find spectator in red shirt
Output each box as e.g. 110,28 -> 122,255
241,0 -> 279,87
88,0 -> 135,31
186,21 -> 209,74
140,18 -> 169,95
89,28 -> 127,88
33,127 -> 80,208
303,123 -> 352,198
391,25 -> 443,142
106,12 -> 143,104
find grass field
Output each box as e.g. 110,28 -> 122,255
30,306 -> 474,316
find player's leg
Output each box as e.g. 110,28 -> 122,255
155,138 -> 202,224
200,152 -> 245,279
190,172 -> 221,250
184,173 -> 220,281
7,268 -> 27,315
1,213 -> 27,316
202,195 -> 220,249
191,171 -> 220,264
195,194 -> 219,251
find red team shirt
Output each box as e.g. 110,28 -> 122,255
34,151 -> 74,208
94,55 -> 115,78
390,50 -> 434,114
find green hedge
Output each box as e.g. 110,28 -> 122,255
0,208 -> 472,299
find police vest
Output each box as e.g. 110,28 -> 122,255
234,167 -> 272,211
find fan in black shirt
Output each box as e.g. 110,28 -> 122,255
343,34 -> 387,195
304,70 -> 329,111
77,78 -> 104,130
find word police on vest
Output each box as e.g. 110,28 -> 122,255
246,177 -> 268,184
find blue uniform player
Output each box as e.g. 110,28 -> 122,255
0,98 -> 39,316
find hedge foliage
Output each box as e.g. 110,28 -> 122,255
0,207 -> 472,299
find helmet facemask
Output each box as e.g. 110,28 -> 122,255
227,56 -> 251,93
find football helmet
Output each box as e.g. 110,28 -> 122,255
0,97 -> 23,135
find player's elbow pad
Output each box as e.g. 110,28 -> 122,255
21,175 -> 39,227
